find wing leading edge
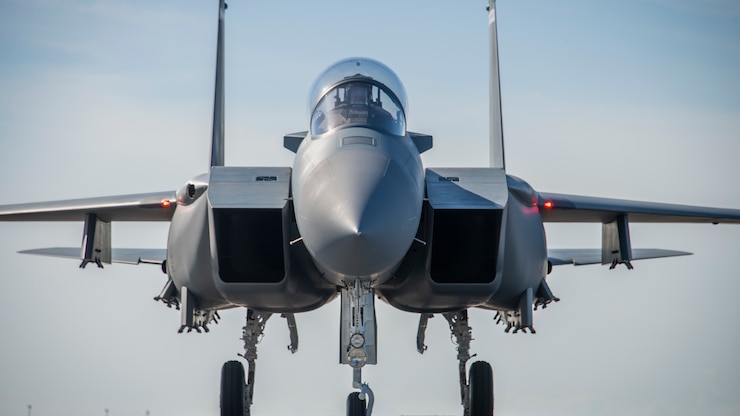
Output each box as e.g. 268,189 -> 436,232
538,192 -> 740,224
535,191 -> 740,269
0,192 -> 175,267
0,191 -> 177,222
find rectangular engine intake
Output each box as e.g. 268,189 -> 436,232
208,167 -> 290,283
426,168 -> 508,284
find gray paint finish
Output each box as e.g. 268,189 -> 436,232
0,1 -> 739,414
208,167 -> 290,209
426,168 -> 508,209
539,191 -> 740,223
0,191 -> 176,222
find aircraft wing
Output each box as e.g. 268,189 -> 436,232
534,191 -> 740,268
0,191 -> 177,222
538,192 -> 740,224
19,247 -> 167,265
548,248 -> 691,266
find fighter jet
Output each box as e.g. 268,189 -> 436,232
1,1 -> 739,415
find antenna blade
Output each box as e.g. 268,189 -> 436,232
488,0 -> 505,169
210,0 -> 226,167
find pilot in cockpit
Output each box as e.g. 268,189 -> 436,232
313,80 -> 400,136
346,83 -> 370,106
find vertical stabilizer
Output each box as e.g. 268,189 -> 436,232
487,0 -> 505,169
210,0 -> 227,167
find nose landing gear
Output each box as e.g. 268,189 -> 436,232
347,391 -> 365,416
341,280 -> 377,416
219,304 -> 493,415
346,374 -> 375,416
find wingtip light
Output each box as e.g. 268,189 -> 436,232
161,200 -> 172,208
543,200 -> 553,209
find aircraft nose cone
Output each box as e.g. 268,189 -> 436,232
295,147 -> 422,284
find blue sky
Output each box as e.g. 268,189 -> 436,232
1,0 -> 739,415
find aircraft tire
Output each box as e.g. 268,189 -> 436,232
469,360 -> 494,416
346,391 -> 366,416
220,360 -> 246,416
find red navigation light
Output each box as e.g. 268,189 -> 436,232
543,200 -> 553,209
161,200 -> 172,208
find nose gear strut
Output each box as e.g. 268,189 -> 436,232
341,280 -> 377,415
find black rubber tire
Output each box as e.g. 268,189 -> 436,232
346,391 -> 366,416
220,360 -> 246,416
469,360 -> 494,416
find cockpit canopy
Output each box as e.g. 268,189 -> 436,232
307,58 -> 407,136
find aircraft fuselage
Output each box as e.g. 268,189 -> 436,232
292,126 -> 425,285
163,57 -> 551,317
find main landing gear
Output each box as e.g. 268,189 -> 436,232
220,309 -> 298,416
218,304 -> 493,415
218,280 -> 379,416
418,310 -> 494,416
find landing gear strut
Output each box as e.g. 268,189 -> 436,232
219,308 -> 299,416
238,309 -> 271,414
340,280 -> 376,416
417,310 -> 495,416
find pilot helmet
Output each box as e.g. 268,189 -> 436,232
346,83 -> 371,105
